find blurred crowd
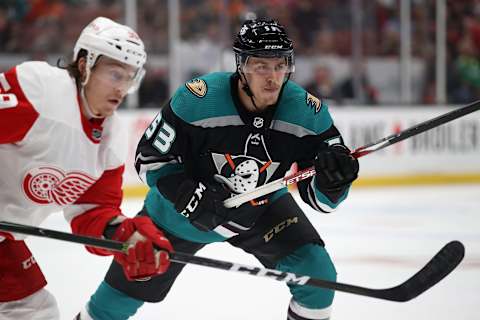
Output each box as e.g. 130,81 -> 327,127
0,0 -> 479,106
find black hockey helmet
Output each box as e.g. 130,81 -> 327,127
233,19 -> 294,74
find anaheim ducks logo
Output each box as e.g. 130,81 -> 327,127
306,92 -> 322,114
211,133 -> 279,197
23,166 -> 96,205
185,79 -> 207,98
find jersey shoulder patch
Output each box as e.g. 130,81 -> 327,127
185,78 -> 207,98
171,72 -> 238,124
306,92 -> 322,114
274,80 -> 333,135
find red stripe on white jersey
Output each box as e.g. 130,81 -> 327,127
70,165 -> 125,255
76,92 -> 105,144
0,67 -> 39,143
75,165 -> 124,207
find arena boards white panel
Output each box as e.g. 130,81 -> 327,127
331,107 -> 480,176
117,106 -> 480,192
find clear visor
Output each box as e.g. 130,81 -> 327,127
241,56 -> 295,75
92,59 -> 145,94
127,68 -> 145,94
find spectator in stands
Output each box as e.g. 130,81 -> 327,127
450,34 -> 480,103
139,67 -> 169,109
335,62 -> 378,105
305,64 -> 336,100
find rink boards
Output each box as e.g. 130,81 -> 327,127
117,105 -> 480,197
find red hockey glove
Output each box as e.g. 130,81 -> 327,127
111,216 -> 173,281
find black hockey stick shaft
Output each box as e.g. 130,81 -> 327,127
224,100 -> 480,207
0,221 -> 127,252
351,99 -> 480,157
0,221 -> 464,302
170,241 -> 464,302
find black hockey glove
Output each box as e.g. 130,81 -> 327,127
174,180 -> 231,231
314,144 -> 359,192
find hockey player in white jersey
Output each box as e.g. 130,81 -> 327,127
0,17 -> 173,319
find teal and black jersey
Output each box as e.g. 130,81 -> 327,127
135,72 -> 350,243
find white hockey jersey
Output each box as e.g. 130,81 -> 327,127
0,61 -> 127,254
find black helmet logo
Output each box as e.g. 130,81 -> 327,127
233,19 -> 293,56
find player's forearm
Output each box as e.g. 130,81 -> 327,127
70,206 -> 123,255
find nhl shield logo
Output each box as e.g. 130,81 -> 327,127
253,117 -> 264,128
92,128 -> 102,141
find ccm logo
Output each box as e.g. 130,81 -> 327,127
264,216 -> 298,243
22,256 -> 37,269
181,182 -> 207,218
230,263 -> 309,285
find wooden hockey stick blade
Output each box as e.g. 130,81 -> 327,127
224,100 -> 480,208
0,222 -> 464,302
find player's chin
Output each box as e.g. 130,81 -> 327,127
262,91 -> 280,105
108,100 -> 121,111
100,105 -> 117,117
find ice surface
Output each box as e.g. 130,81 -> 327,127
27,184 -> 480,319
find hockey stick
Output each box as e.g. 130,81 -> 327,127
224,100 -> 480,208
0,221 -> 465,302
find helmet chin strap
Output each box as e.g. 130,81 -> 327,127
239,70 -> 260,111
81,65 -> 91,87
80,87 -> 103,119
79,60 -> 104,119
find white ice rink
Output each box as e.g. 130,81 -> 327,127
27,184 -> 480,320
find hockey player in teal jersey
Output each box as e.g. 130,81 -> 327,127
78,18 -> 359,320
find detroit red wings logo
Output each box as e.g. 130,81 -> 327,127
23,166 -> 96,205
